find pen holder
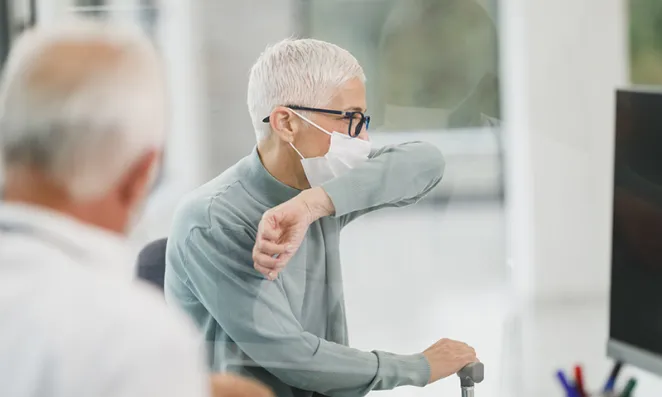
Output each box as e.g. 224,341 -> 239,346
563,392 -> 624,397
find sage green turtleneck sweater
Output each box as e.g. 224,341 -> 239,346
165,142 -> 445,397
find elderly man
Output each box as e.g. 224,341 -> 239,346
165,38 -> 478,397
0,21 -> 271,397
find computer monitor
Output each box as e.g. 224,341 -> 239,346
607,88 -> 662,376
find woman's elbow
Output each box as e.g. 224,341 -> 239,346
412,142 -> 445,179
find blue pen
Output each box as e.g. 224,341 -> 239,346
557,370 -> 579,397
603,361 -> 623,393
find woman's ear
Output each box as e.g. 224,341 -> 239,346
269,106 -> 297,143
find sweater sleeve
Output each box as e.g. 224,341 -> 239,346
179,226 -> 430,397
321,141 -> 445,227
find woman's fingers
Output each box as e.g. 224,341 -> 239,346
254,263 -> 278,281
253,252 -> 282,269
255,239 -> 291,256
258,222 -> 280,242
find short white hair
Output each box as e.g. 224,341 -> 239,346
0,19 -> 166,199
247,38 -> 366,142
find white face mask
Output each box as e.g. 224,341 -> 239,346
290,110 -> 371,187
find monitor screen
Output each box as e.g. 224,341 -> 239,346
608,88 -> 662,375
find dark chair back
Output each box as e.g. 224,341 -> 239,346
136,238 -> 168,291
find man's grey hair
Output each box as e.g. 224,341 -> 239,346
0,19 -> 166,199
247,38 -> 366,142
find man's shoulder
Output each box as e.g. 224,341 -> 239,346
71,275 -> 203,349
2,269 -> 204,373
0,277 -> 208,397
61,276 -> 207,396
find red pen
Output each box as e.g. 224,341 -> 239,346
574,365 -> 587,397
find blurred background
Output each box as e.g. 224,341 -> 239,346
1,0 -> 662,396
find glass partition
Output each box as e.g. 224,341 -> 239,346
630,0 -> 662,85
296,0 -> 503,202
298,0 -> 500,132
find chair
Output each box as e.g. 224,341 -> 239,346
136,237 -> 168,291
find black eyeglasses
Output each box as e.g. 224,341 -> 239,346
262,105 -> 371,138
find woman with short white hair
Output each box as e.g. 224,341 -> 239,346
166,37 -> 478,397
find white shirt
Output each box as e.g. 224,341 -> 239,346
0,203 -> 209,397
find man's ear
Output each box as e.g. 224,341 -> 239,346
117,150 -> 160,208
269,106 -> 299,143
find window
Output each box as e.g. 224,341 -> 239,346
0,1 -> 10,70
299,0 -> 501,132
1,0 -> 38,64
73,0 -> 106,18
630,0 -> 662,85
72,0 -> 159,39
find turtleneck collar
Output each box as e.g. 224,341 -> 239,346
242,146 -> 301,206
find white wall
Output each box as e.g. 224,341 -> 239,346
200,0 -> 296,174
153,0 -> 209,192
35,0 -> 66,25
502,0 -> 628,301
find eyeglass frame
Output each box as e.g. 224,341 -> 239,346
262,105 -> 371,138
